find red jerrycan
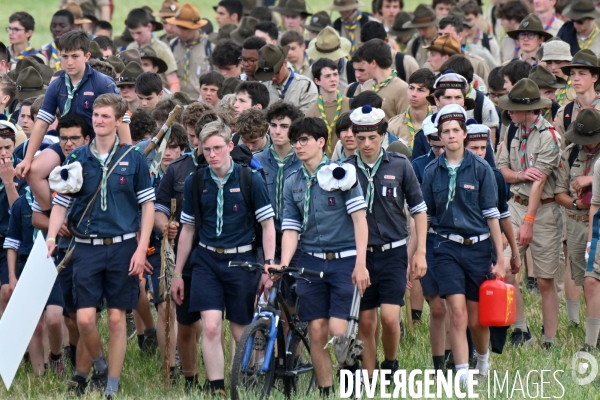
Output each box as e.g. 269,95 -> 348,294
479,274 -> 516,327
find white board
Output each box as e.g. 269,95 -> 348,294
0,232 -> 58,390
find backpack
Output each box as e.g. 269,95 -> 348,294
411,37 -> 421,58
395,52 -> 406,82
481,33 -> 491,53
474,90 -> 485,124
343,58 -> 357,84
346,82 -> 361,99
563,101 -> 576,131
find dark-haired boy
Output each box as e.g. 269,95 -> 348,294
7,12 -> 46,66
255,21 -> 278,46
495,0 -> 530,64
281,31 -> 310,78
199,71 -> 224,108
135,72 -> 164,111
211,39 -> 243,79
241,36 -> 267,82
41,10 -> 74,71
92,20 -> 113,38
214,0 -> 242,28
233,81 -> 270,114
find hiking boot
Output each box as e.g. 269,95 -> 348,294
509,328 -> 535,346
380,359 -> 399,374
89,369 -> 108,392
141,330 -> 158,355
66,375 -> 88,396
49,353 -> 65,377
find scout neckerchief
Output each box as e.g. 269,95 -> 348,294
0,154 -> 15,193
150,127 -> 172,180
372,70 -> 397,93
519,113 -> 543,170
512,38 -> 520,60
90,136 -> 121,211
356,148 -> 384,213
210,158 -> 235,236
278,70 -> 295,100
542,13 -> 556,32
578,24 -> 599,51
300,155 -> 327,230
406,105 -> 432,151
270,145 -> 295,219
182,37 -> 200,88
11,43 -> 37,66
343,11 -> 362,55
138,34 -> 156,50
573,92 -> 600,112
319,91 -> 343,156
24,186 -> 40,239
556,77 -> 571,105
444,157 -> 463,210
582,144 -> 600,176
63,71 -> 84,116
297,53 -> 310,75
471,28 -> 482,46
51,41 -> 61,71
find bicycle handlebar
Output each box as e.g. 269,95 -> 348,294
228,261 -> 324,279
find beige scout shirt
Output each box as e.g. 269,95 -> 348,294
467,41 -> 499,69
127,38 -> 178,75
353,76 -> 409,121
497,117 -> 561,200
554,102 -> 600,149
263,71 -> 318,112
172,35 -> 213,98
545,18 -> 564,38
465,51 -> 490,83
576,30 -> 600,56
406,36 -> 433,67
304,96 -> 351,157
338,14 -> 378,51
499,35 -> 518,65
390,50 -> 419,80
555,143 -> 600,217
293,57 -> 312,78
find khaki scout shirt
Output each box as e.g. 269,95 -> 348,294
353,76 -> 409,121
500,35 -> 517,65
263,70 -> 318,112
497,117 -> 561,200
292,57 -> 311,78
337,14 -> 378,52
576,28 -> 600,56
554,101 -> 600,149
555,143 -> 600,217
545,18 -> 564,38
304,96 -> 351,157
172,35 -> 213,98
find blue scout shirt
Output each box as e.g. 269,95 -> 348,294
0,156 -> 27,236
346,151 -> 426,246
180,162 -> 274,249
4,195 -> 34,258
412,130 -> 497,168
53,143 -> 155,237
421,150 -> 500,237
155,153 -> 196,224
36,64 -> 119,129
493,167 -> 510,220
412,150 -> 436,185
254,148 -> 302,231
281,160 -> 367,253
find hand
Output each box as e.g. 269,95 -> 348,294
575,199 -> 591,210
46,239 -> 56,258
129,248 -> 146,276
572,175 -> 593,191
352,262 -> 370,296
171,277 -> 184,305
586,242 -> 591,263
520,168 -> 544,182
517,221 -> 534,246
410,251 -> 427,280
260,274 -> 274,301
510,254 -> 521,274
8,275 -> 17,296
492,256 -> 505,279
502,233 -> 508,250
265,264 -> 283,281
0,158 -> 16,182
58,223 -> 71,237
166,221 -> 179,240
144,259 -> 153,274
15,158 -> 31,179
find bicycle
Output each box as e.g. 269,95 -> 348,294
228,261 -> 323,400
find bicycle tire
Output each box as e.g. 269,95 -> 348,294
284,327 -> 316,398
230,318 -> 276,400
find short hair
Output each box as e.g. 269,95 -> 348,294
92,20 -> 113,35
361,21 -> 387,43
88,59 -> 116,79
458,0 -> 481,16
281,30 -> 304,47
211,39 -> 242,69
351,90 -> 383,109
433,86 -> 468,100
249,6 -> 272,22
0,74 -> 17,103
56,113 -> 91,139
126,8 -> 153,29
130,108 -> 157,142
235,81 -> 270,109
199,70 -> 225,89
351,39 -> 392,69
152,98 -> 183,125
408,68 -> 436,93
194,110 -> 219,136
439,16 -> 464,33
0,42 -> 8,64
93,35 -> 117,55
374,0 -> 405,13
167,123 -> 189,150
265,101 -> 302,123
20,97 -> 36,108
217,0 -> 243,21
58,30 -> 90,53
242,36 -> 267,51
433,0 -> 456,7
135,72 -> 163,96
311,58 -> 338,81
93,94 -> 127,120
335,111 -> 352,137
182,102 -> 214,128
555,0 -> 570,15
440,55 -> 474,83
199,120 -> 232,144
236,108 -> 269,140
52,10 -> 75,27
500,60 -> 532,85
495,0 -> 530,22
255,21 -> 278,41
289,117 -> 329,147
488,66 -> 505,91
9,12 -> 35,32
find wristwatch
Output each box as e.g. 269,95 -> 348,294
265,259 -> 275,265
573,199 -> 579,210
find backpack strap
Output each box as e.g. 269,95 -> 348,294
193,166 -> 207,233
569,145 -> 580,168
411,37 -> 421,58
333,18 -> 342,33
482,33 -> 491,52
474,90 -> 485,123
507,123 -> 518,155
344,59 -> 357,84
238,165 -> 255,230
395,52 -> 406,82
564,101 -> 575,131
551,100 -> 560,120
346,82 -> 360,99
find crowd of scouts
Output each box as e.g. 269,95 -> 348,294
1,0 -> 600,397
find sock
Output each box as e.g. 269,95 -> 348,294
474,350 -> 490,375
50,352 -> 62,361
432,355 -> 445,371
184,374 -> 199,391
74,370 -> 88,380
104,376 -> 120,395
69,344 -> 77,367
444,349 -> 451,360
91,354 -> 107,373
137,334 -> 145,349
207,379 -> 225,392
566,300 -> 581,324
144,326 -> 156,336
381,358 -> 399,372
319,386 -> 332,397
585,318 -> 600,347
456,363 -> 469,386
543,335 -> 555,344
514,318 -> 528,332
527,277 -> 535,285
411,309 -> 423,322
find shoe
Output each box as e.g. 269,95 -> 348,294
380,359 -> 399,374
105,395 -> 114,400
49,353 -> 65,377
66,375 -> 88,396
89,369 -> 108,392
126,312 -> 136,340
542,342 -> 554,350
509,328 -> 535,347
525,278 -> 539,293
580,344 -> 596,352
141,330 -> 158,355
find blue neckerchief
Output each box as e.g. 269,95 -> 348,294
278,70 -> 295,99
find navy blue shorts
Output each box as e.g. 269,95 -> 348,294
433,235 -> 492,302
72,239 -> 140,310
176,273 -> 201,325
295,253 -> 355,322
420,233 -> 439,297
147,242 -> 163,305
0,245 -> 8,286
14,259 -> 64,309
55,250 -> 77,314
360,245 -> 408,311
188,246 -> 260,326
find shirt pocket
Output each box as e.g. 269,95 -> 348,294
111,166 -> 135,192
509,139 -> 521,170
292,190 -> 304,208
432,182 -> 449,210
456,181 -> 479,206
381,179 -> 403,211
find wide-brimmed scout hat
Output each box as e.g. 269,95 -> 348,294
302,11 -> 331,33
561,49 -> 600,75
62,2 -> 93,25
449,6 -> 473,28
423,34 -> 461,56
117,49 -> 142,66
218,77 -> 243,98
172,91 -> 197,105
166,3 -> 208,30
306,26 -> 351,61
209,24 -> 237,44
116,61 -> 144,86
113,29 -> 134,49
106,55 -> 125,73
89,41 -> 104,59
562,0 -> 600,21
403,4 -> 439,29
8,57 -> 53,85
154,0 -> 181,18
540,39 -> 573,62
255,44 -> 290,81
230,17 -> 260,45
507,14 -> 553,41
528,65 -> 567,89
498,78 -> 552,111
80,2 -> 99,23
139,46 -> 168,74
16,67 -> 47,100
388,11 -> 416,37
326,0 -> 364,12
271,0 -> 312,17
565,108 -> 600,145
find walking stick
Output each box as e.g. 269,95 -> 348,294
405,290 -> 414,336
161,199 -> 177,388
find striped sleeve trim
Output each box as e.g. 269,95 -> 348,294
255,204 -> 274,222
31,200 -> 42,213
53,194 -> 73,208
122,113 -> 131,124
482,208 -> 501,219
499,210 -> 511,219
137,188 -> 155,204
409,201 -> 427,215
346,196 -> 367,214
427,214 -> 433,222
37,110 -> 56,125
155,203 -> 171,217
282,218 -> 302,232
180,211 -> 195,225
3,238 -> 20,251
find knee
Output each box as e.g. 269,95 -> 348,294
46,314 -> 63,332
430,301 -> 447,321
107,312 -> 124,332
380,312 -> 399,331
77,314 -> 96,332
202,320 -> 221,341
359,314 -> 377,336
449,307 -> 468,328
1,288 -> 10,305
537,278 -> 555,293
308,321 -> 329,344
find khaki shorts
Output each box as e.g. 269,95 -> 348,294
566,216 -> 588,286
503,199 -> 562,279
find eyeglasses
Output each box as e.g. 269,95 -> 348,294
290,136 -> 314,147
59,135 -> 83,143
430,144 -> 445,152
5,27 -> 25,33
202,145 -> 226,155
573,19 -> 590,25
238,56 -> 258,65
518,32 -> 538,40
487,92 -> 506,100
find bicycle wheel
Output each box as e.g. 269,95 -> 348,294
231,318 -> 276,400
284,326 -> 316,399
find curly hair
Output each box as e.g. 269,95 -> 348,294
216,94 -> 238,128
151,98 -> 183,126
88,59 -> 116,80
181,101 -> 214,128
211,39 -> 242,69
130,108 -> 157,142
194,110 -> 220,136
265,101 -> 303,123
236,108 -> 269,140
167,123 -> 190,150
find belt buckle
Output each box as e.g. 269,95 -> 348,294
103,238 -> 113,245
520,197 -> 529,206
463,238 -> 473,246
326,252 -> 335,260
216,247 -> 225,254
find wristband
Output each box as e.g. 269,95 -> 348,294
169,80 -> 181,88
510,254 -> 519,260
524,214 -> 535,223
587,241 -> 592,248
173,273 -> 182,278
516,171 -> 521,181
46,238 -> 55,242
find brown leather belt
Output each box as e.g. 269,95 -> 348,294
513,195 -> 554,207
567,214 -> 589,222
